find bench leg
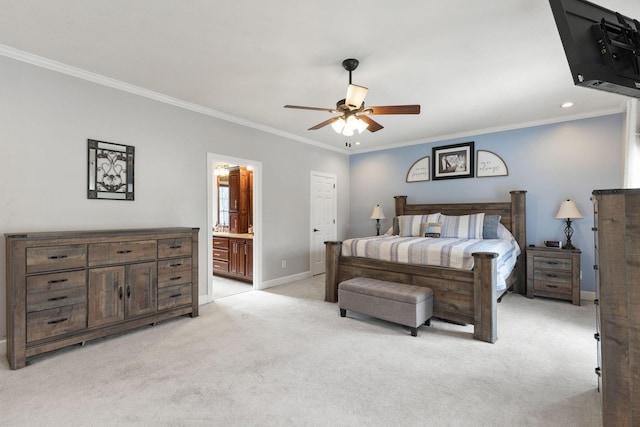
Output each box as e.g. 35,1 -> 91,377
424,318 -> 431,326
410,327 -> 418,337
340,308 -> 346,317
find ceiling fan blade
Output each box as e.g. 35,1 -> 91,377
359,115 -> 384,132
368,105 -> 421,115
345,84 -> 368,110
284,105 -> 336,113
308,116 -> 342,130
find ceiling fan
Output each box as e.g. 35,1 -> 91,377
284,58 -> 420,136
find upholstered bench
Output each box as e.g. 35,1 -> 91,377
338,277 -> 433,337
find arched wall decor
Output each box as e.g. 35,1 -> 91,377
476,150 -> 508,178
406,156 -> 430,182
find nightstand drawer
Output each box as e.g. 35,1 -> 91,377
532,256 -> 572,271
533,280 -> 572,301
533,269 -> 572,284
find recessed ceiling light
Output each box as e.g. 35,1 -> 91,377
561,102 -> 574,108
355,141 -> 361,145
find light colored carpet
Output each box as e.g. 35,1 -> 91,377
212,275 -> 253,299
0,275 -> 602,426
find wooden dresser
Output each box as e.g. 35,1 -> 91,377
592,189 -> 640,426
5,227 -> 199,369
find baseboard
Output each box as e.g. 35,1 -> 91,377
260,271 -> 312,290
0,339 -> 6,357
580,290 -> 596,302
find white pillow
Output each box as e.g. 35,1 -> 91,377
440,213 -> 485,239
398,213 -> 441,237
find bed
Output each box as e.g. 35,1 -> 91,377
325,190 -> 527,343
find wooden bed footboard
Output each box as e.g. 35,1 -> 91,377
324,190 -> 526,344
325,244 -> 499,343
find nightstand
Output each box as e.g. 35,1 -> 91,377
526,246 -> 581,305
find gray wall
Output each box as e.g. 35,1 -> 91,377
349,114 -> 625,293
0,56 -> 350,340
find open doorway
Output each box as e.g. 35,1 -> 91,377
206,153 -> 262,303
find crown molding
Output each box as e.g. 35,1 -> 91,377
0,44 -> 346,154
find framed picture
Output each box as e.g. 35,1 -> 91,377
87,139 -> 135,200
432,141 -> 474,180
406,156 -> 430,182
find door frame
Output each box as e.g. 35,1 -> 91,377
205,152 -> 263,303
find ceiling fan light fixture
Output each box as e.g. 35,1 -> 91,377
331,118 -> 346,133
355,118 -> 369,133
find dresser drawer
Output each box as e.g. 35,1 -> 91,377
212,249 -> 229,261
26,245 -> 87,274
532,256 -> 572,271
158,237 -> 192,259
27,286 -> 87,312
213,260 -> 229,273
158,257 -> 192,288
27,270 -> 86,294
213,237 -> 229,249
26,304 -> 87,342
88,240 -> 157,266
158,283 -> 193,310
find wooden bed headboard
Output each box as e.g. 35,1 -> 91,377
394,190 -> 527,290
394,190 -> 526,235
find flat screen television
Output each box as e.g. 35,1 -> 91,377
549,0 -> 640,98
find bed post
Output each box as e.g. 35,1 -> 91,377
394,195 -> 407,216
473,252 -> 498,343
325,241 -> 342,302
510,190 -> 527,295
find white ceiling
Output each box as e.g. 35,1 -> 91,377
1,0 -> 639,153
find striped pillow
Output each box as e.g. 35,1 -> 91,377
398,213 -> 441,237
440,213 -> 485,239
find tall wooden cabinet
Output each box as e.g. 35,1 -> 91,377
228,167 -> 250,234
5,227 -> 199,369
592,189 -> 640,426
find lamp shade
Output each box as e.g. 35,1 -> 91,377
370,204 -> 385,220
555,200 -> 583,219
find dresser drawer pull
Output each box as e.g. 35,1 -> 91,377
170,263 -> 183,267
47,296 -> 68,302
47,318 -> 68,325
117,250 -> 132,254
545,274 -> 558,278
169,245 -> 182,249
546,285 -> 559,288
545,261 -> 559,265
170,293 -> 183,298
170,276 -> 182,281
48,255 -> 68,260
48,278 -> 69,284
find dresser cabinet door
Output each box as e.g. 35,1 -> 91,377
126,261 -> 157,317
88,263 -> 157,327
88,266 -> 125,328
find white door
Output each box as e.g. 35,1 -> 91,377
310,171 -> 337,276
